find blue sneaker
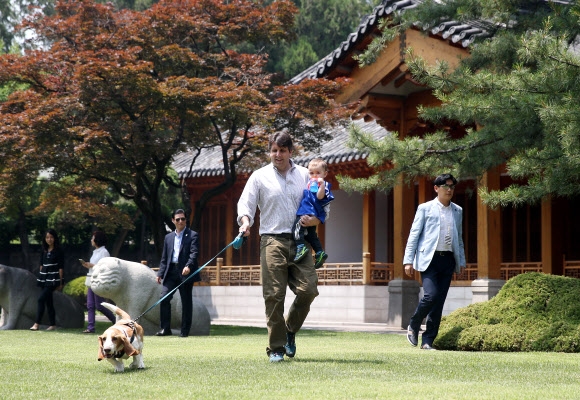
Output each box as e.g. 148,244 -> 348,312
284,331 -> 296,357
269,352 -> 284,363
314,251 -> 328,269
294,245 -> 309,262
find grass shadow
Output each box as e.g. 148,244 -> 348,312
209,325 -> 346,337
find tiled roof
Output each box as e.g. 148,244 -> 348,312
174,119 -> 389,179
290,0 -> 494,84
173,0 -> 516,179
292,119 -> 389,168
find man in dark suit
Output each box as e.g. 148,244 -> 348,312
155,209 -> 200,337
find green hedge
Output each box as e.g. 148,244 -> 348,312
435,272 -> 580,352
63,276 -> 88,308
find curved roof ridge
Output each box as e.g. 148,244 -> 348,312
173,119 -> 390,179
289,0 -> 498,84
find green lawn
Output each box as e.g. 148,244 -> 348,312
1,323 -> 579,399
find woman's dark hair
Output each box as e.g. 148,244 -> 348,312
43,229 -> 60,251
92,230 -> 107,247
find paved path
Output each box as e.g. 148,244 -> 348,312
210,318 -> 407,335
95,315 -> 407,335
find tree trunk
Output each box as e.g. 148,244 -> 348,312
138,216 -> 147,262
111,229 -> 129,257
17,207 -> 32,271
110,210 -> 142,257
133,189 -> 166,257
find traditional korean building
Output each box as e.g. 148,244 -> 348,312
175,0 -> 580,328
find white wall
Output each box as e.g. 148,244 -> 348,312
324,189 -> 390,264
324,190 -> 363,263
193,285 -> 472,327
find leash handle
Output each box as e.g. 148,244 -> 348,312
232,232 -> 245,250
132,233 -> 244,323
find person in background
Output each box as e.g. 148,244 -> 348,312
292,157 -> 334,269
80,230 -> 115,333
237,132 -> 323,363
30,229 -> 64,331
155,209 -> 200,338
404,173 -> 466,350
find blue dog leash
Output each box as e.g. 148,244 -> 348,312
132,232 -> 245,323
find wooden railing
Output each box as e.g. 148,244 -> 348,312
500,262 -> 542,280
453,262 -> 543,282
317,261 -> 394,285
195,257 -> 580,286
452,263 -> 478,281
563,256 -> 580,278
198,254 -> 394,286
199,262 -> 262,286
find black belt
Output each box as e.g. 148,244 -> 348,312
170,262 -> 179,267
435,251 -> 453,257
265,233 -> 292,239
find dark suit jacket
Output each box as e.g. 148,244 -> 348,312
157,227 -> 200,283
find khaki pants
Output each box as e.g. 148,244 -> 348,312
260,234 -> 319,355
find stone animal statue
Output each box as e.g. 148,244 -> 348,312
0,264 -> 85,330
90,257 -> 210,336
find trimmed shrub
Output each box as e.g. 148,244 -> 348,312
63,276 -> 88,308
456,324 -> 526,351
435,302 -> 482,349
435,272 -> 580,352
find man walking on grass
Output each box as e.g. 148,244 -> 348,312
237,132 -> 322,363
404,173 -> 466,350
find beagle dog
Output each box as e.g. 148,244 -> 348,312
97,302 -> 144,372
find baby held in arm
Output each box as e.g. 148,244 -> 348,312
292,158 -> 334,269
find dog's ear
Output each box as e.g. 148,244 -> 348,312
97,336 -> 105,361
120,334 -> 139,357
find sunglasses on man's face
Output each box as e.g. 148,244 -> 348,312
438,184 -> 456,190
174,217 -> 186,222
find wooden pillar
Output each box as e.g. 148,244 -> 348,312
476,167 -> 502,279
215,257 -> 222,286
225,194 -> 234,266
417,177 -> 430,204
541,197 -> 553,274
362,252 -> 371,284
393,177 -> 415,279
393,99 -> 415,280
362,191 -> 376,257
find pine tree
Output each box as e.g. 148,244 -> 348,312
274,0 -> 379,78
344,0 -> 580,208
0,0 -> 347,254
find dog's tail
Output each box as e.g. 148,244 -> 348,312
100,302 -> 131,322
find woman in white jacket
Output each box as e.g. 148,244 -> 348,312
80,231 -> 115,333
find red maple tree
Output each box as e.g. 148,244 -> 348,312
0,0 -> 348,254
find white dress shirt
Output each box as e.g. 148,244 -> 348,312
436,200 -> 454,252
172,229 -> 184,263
237,161 -> 309,235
